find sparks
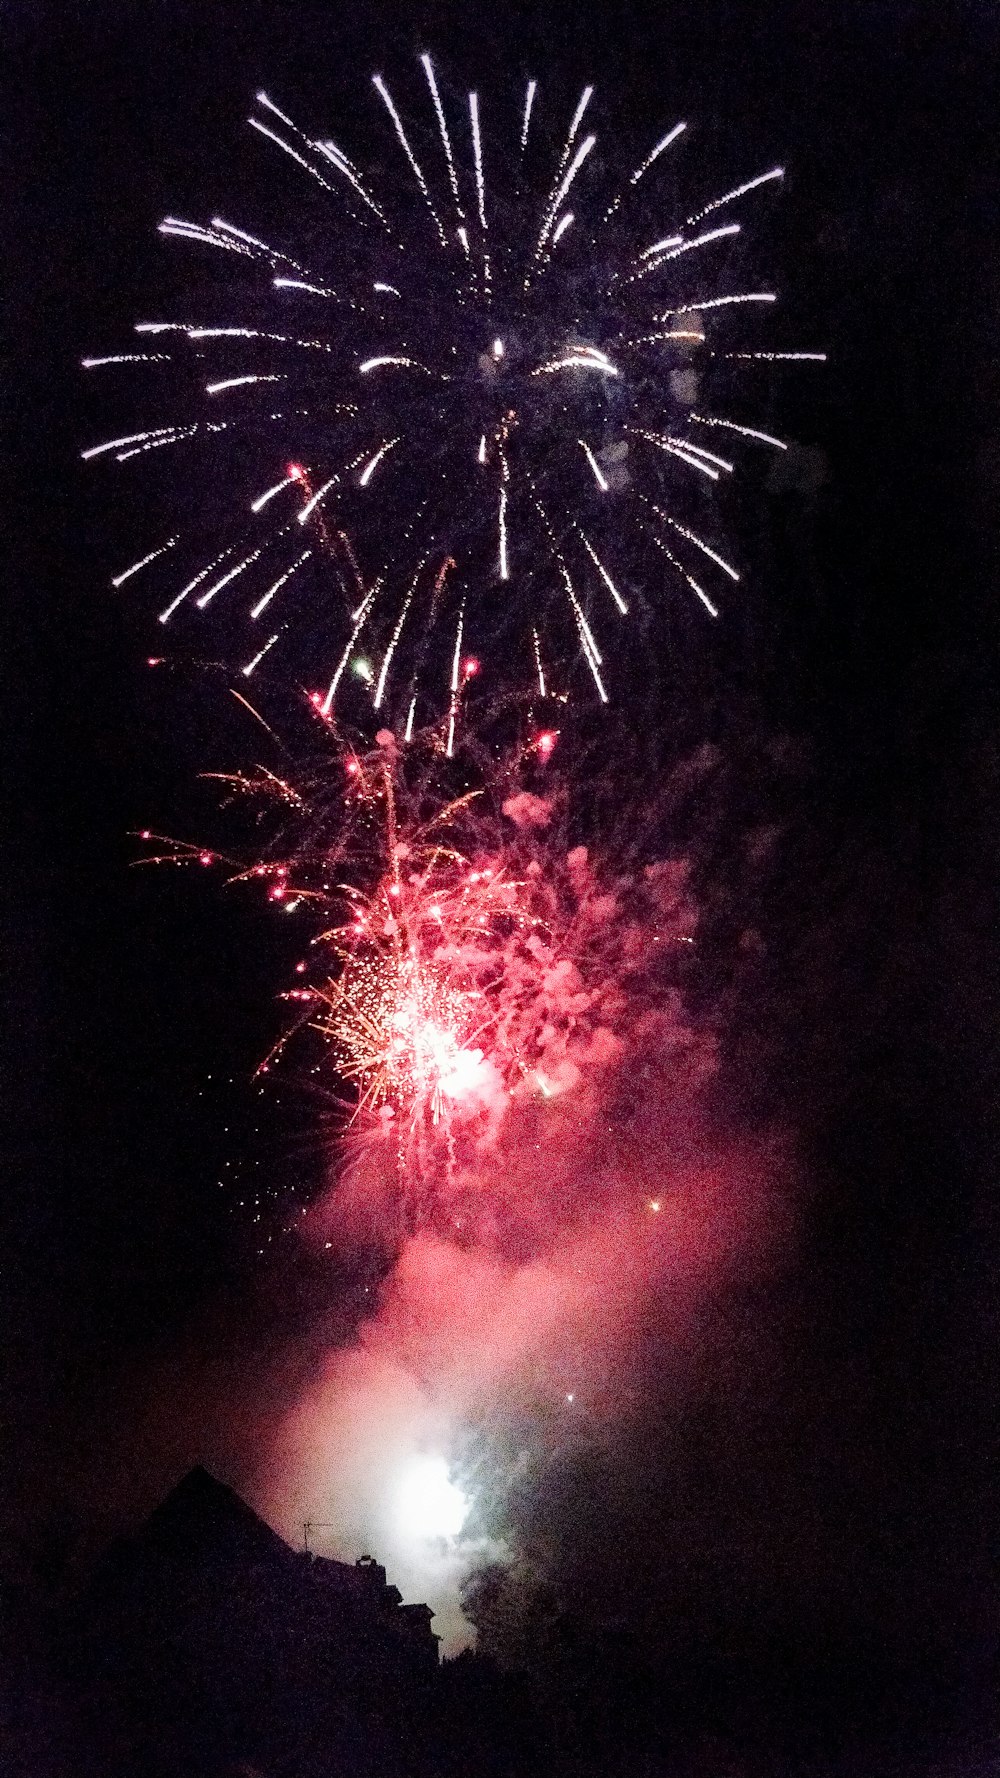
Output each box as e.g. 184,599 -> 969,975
84,54 -> 821,718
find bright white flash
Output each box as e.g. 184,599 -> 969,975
394,1456 -> 469,1542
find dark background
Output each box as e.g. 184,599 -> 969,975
3,0 -> 999,1765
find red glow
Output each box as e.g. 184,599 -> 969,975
147,657 -> 164,667
536,730 -> 558,758
295,962 -> 307,974
271,885 -> 286,900
463,657 -> 480,679
346,761 -> 360,776
287,462 -> 306,480
199,851 -> 213,866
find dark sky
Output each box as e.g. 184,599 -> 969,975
4,0 -> 999,1762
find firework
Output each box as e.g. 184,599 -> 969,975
142,714 -> 701,1206
86,58 -> 824,725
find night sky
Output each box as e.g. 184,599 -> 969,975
4,0 -> 999,1765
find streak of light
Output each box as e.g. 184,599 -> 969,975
639,235 -> 683,259
209,216 -> 309,272
498,486 -> 509,578
603,120 -> 686,219
446,602 -> 466,757
114,426 -> 201,462
477,435 -> 487,464
469,92 -> 487,229
644,525 -> 719,616
520,79 -> 537,151
673,437 -> 734,472
551,211 -> 575,245
82,354 -> 170,367
690,413 -> 787,448
619,331 -> 705,347
248,116 -> 338,196
253,90 -> 296,127
358,437 -> 402,486
532,487 -> 607,701
242,630 -> 282,675
656,293 -> 777,317
372,73 -> 447,247
405,695 -> 417,741
634,222 -> 740,278
359,354 -> 436,375
578,531 -> 628,612
421,54 -> 465,227
312,140 -> 390,224
205,374 -> 285,394
251,470 -> 301,512
567,85 -> 594,144
229,689 -> 285,746
685,165 -> 784,227
158,547 -> 235,623
297,449 -> 371,523
720,351 -> 828,361
250,550 -> 312,618
158,219 -> 249,254
297,473 -> 341,523
188,326 -> 331,351
320,579 -> 382,715
534,132 -> 596,260
111,538 -> 178,587
532,628 -> 546,696
82,426 -> 178,461
374,556 -> 428,708
196,544 -> 266,609
534,352 -> 619,376
628,428 -> 720,481
641,498 -> 739,579
374,282 -> 402,296
579,441 -> 609,491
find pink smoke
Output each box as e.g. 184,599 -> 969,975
238,832 -> 797,1650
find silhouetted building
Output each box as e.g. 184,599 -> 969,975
70,1466 -> 439,1778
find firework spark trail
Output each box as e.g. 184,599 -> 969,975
630,221 -> 741,282
685,164 -> 784,226
468,93 -> 488,231
421,54 -> 466,235
375,556 -> 428,709
533,109 -> 596,263
602,119 -> 687,223
159,546 -> 236,624
520,79 -> 537,152
373,73 -> 448,247
255,90 -> 390,226
111,538 -> 178,587
250,551 -> 313,619
85,54 -> 825,721
690,412 -> 788,449
320,580 -> 382,715
641,522 -> 719,617
532,627 -> 546,695
530,490 -> 608,702
445,603 -> 466,758
242,629 -> 283,675
578,531 -> 628,613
